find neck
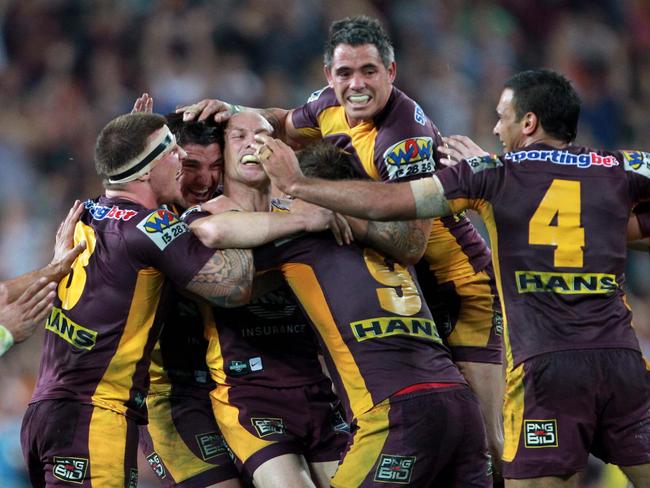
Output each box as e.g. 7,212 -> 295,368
223,179 -> 271,212
522,132 -> 571,150
105,186 -> 159,209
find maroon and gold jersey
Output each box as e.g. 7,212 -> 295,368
254,233 -> 466,422
437,144 -> 650,370
206,283 -> 327,388
634,201 -> 650,237
31,196 -> 215,422
292,86 -> 491,284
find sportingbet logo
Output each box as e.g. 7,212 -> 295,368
251,417 -> 285,437
87,203 -> 137,221
505,150 -> 618,168
196,432 -> 228,460
53,457 -> 88,483
374,454 -> 416,484
383,137 -> 435,179
524,420 -> 558,448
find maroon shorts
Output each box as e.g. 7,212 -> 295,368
21,400 -> 139,488
211,379 -> 348,480
138,392 -> 239,487
503,349 -> 650,479
332,385 -> 491,488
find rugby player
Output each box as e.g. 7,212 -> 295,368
20,112 -> 255,488
257,69 -> 650,488
180,16 -> 505,479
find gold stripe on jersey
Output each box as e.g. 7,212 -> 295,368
91,268 -> 164,414
284,263 -> 374,418
502,363 -> 525,463
445,269 -> 498,348
88,406 -> 129,487
316,107 -> 381,181
424,219 -> 481,283
205,307 -> 228,386
331,398 -> 390,488
147,341 -> 169,393
210,385 -> 274,463
146,394 -> 216,480
449,197 -> 513,371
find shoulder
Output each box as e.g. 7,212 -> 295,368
463,154 -> 504,174
299,86 -> 340,113
619,150 -> 650,178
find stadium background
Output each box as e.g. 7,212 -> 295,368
0,0 -> 647,486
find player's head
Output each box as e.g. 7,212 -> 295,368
165,112 -> 224,208
494,69 -> 581,152
298,142 -> 365,181
223,112 -> 274,189
95,113 -> 185,206
323,16 -> 396,127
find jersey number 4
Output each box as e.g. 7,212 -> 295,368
529,179 -> 584,268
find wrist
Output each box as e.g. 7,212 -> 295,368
0,324 -> 14,356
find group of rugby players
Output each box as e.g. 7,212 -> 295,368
10,14 -> 650,488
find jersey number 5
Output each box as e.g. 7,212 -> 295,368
363,248 -> 422,316
57,223 -> 97,310
529,179 -> 584,268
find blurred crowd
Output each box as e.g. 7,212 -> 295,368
0,0 -> 648,486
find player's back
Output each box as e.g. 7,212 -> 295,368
32,196 -> 212,421
440,144 -> 649,367
254,232 -> 466,421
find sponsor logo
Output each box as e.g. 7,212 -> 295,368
241,324 -> 307,337
46,307 -> 97,350
621,150 -> 650,178
228,360 -> 251,377
52,457 -> 88,484
383,137 -> 435,180
179,205 -> 203,221
248,290 -> 298,319
87,202 -> 137,221
251,417 -> 285,437
249,356 -> 263,371
524,420 -> 558,448
127,468 -> 138,488
137,209 -> 188,250
331,407 -> 350,434
492,312 -> 503,336
515,271 -> 618,295
505,150 -> 619,168
465,154 -> 502,173
350,317 -> 441,344
307,87 -> 326,103
413,103 -> 426,126
146,452 -> 166,479
374,454 -> 416,484
196,432 -> 228,460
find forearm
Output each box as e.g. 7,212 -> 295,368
191,212 -> 310,249
2,265 -> 58,303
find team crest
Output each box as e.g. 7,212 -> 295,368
52,457 -> 88,484
137,209 -> 188,250
621,150 -> 650,178
251,417 -> 285,437
307,87 -> 326,103
524,419 -> 558,448
196,432 -> 229,460
383,137 -> 435,180
374,454 -> 416,484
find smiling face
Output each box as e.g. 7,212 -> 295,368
223,112 -> 273,187
493,88 -> 527,152
178,142 -> 223,207
325,43 -> 396,127
147,127 -> 187,206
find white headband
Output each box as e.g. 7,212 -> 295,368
108,125 -> 177,184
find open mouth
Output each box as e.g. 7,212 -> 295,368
241,154 -> 260,165
188,188 -> 212,201
347,94 -> 371,105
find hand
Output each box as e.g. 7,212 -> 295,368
0,278 -> 57,343
437,135 -> 489,167
50,201 -> 87,280
290,199 -> 353,246
176,98 -> 241,123
131,93 -> 153,113
253,134 -> 305,195
201,195 -> 243,214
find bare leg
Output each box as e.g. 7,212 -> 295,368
620,463 -> 650,487
309,460 -> 339,488
252,453 -> 316,488
506,473 -> 581,488
209,478 -> 244,488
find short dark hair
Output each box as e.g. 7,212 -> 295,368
504,69 -> 581,142
298,142 -> 366,181
164,112 -> 224,149
324,16 -> 394,68
94,112 -> 166,186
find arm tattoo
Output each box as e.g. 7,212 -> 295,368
366,220 -> 428,264
186,248 -> 254,307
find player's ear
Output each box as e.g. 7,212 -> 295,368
386,61 -> 396,83
324,65 -> 334,88
522,112 -> 538,136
